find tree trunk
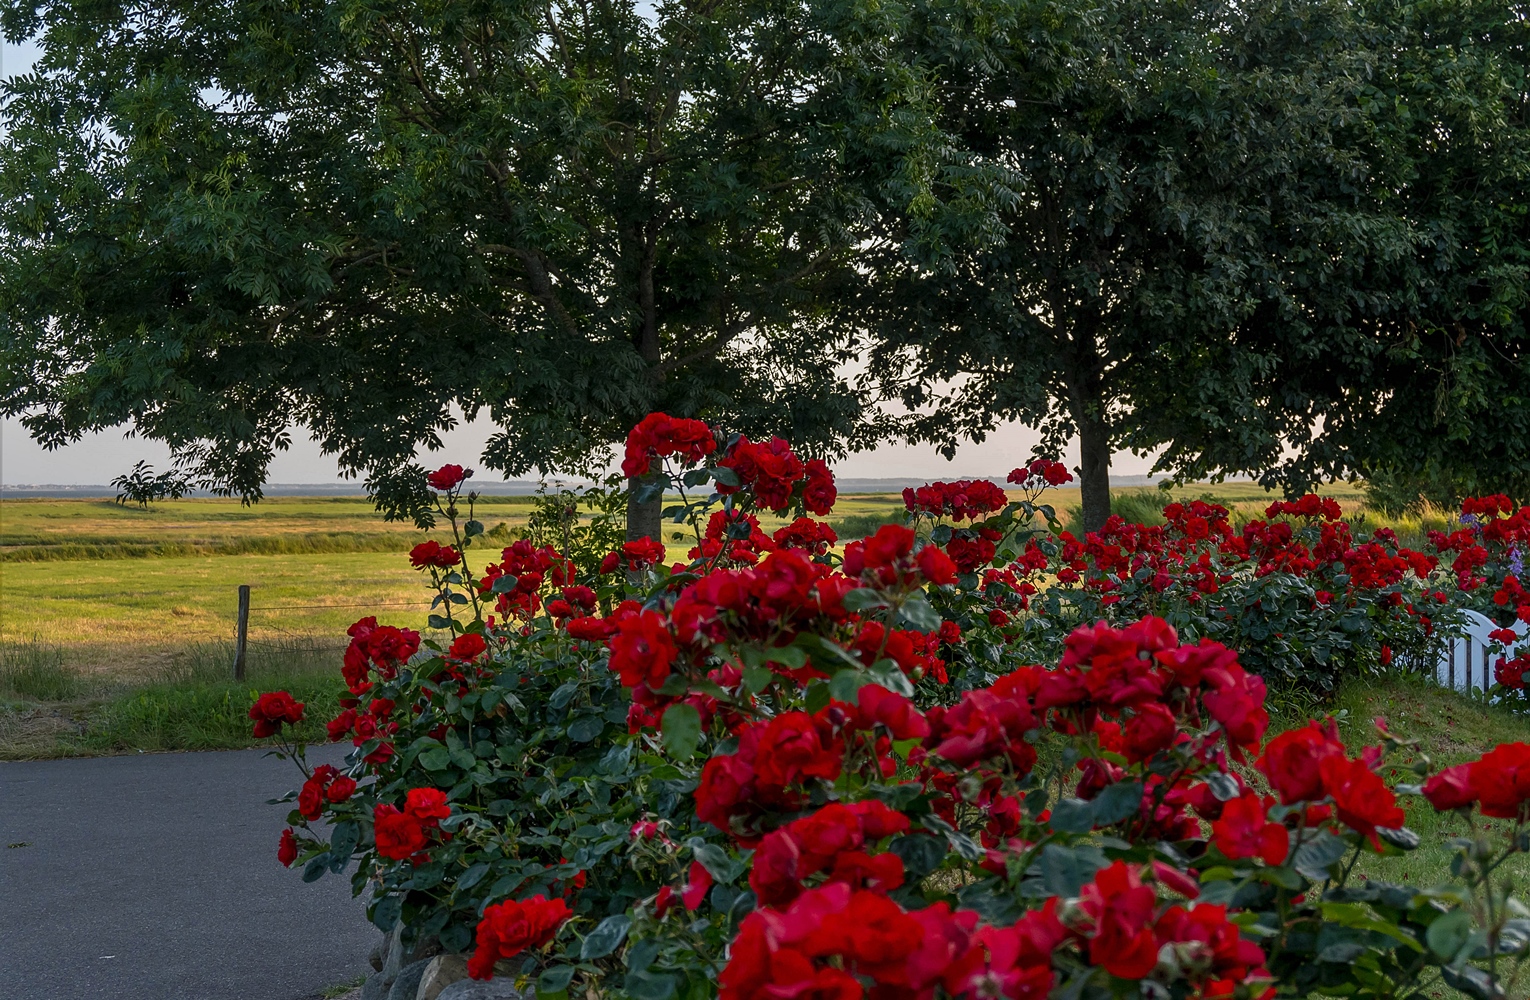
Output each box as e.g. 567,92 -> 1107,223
625,472 -> 665,555
1077,414 -> 1112,533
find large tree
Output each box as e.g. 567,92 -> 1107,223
857,0 -> 1530,530
0,0 -> 917,536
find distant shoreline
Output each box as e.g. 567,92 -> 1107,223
0,474 -> 1249,499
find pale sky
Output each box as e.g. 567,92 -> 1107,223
0,34 -> 1157,486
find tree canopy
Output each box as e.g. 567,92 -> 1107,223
5,0 -> 1529,533
856,0 -> 1530,530
0,0 -> 920,522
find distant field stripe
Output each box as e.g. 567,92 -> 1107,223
0,533 -> 417,562
248,601 -> 432,610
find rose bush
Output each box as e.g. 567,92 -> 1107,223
260,417 -> 1529,999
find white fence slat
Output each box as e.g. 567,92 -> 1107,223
1434,609 -> 1526,694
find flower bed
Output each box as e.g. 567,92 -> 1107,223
257,419 -> 1530,999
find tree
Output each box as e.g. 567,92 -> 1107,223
874,0 -> 1530,530
0,0 -> 918,540
109,460 -> 193,508
853,0 -> 1416,532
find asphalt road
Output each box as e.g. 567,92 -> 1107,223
0,745 -> 378,1000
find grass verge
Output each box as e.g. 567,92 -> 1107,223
0,637 -> 345,760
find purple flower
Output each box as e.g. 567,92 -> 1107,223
1510,546 -> 1525,577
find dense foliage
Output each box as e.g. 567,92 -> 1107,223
258,416 -> 1530,1000
8,0 -> 1530,531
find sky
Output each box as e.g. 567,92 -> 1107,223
0,33 -> 1157,486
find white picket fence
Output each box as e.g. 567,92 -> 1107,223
1433,608 -> 1526,694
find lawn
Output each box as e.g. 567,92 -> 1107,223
0,479 -> 1471,764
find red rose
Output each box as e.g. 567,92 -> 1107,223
682,860 -> 713,911
298,775 -> 326,820
754,712 -> 844,788
1258,721 -> 1345,804
916,545 -> 958,585
1211,793 -> 1289,865
426,464 -> 471,491
409,540 -> 461,569
448,632 -> 488,661
467,895 -> 572,980
803,459 -> 838,516
1201,662 -> 1269,756
1319,754 -> 1406,847
405,788 -> 452,825
622,537 -> 666,570
1422,764 -> 1476,811
854,684 -> 930,740
1077,861 -> 1160,980
278,828 -> 298,867
607,611 -> 678,689
599,551 -> 621,574
621,413 -> 717,478
566,616 -> 617,641
373,804 -> 429,860
326,776 -> 358,803
1468,742 -> 1530,818
1122,702 -> 1178,763
326,709 -> 356,742
249,691 -> 305,738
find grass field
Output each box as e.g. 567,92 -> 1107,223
0,478 -> 1473,763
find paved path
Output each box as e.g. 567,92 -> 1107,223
0,746 -> 378,1000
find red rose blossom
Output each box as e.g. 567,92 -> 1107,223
249,691 -> 305,738
467,895 -> 572,980
426,464 -> 472,491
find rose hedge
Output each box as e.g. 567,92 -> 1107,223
258,419 -> 1530,1000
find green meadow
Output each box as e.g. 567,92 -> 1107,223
0,479 -> 1482,763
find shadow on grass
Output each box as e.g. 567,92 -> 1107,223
0,637 -> 344,759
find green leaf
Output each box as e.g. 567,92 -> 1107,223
1090,781 -> 1142,826
301,854 -> 330,882
867,660 -> 915,697
1440,963 -> 1504,1000
1049,798 -> 1095,834
457,863 -> 490,891
418,747 -> 452,771
692,842 -> 747,884
1038,843 -> 1108,896
661,704 -> 702,760
682,468 -> 712,487
1292,830 -> 1350,881
770,645 -> 808,669
843,588 -> 888,612
1204,772 -> 1241,802
464,520 -> 485,538
828,669 -> 864,703
896,595 -> 942,631
625,970 -> 677,1000
490,574 -> 521,594
538,966 -> 576,995
742,666 -> 773,693
709,466 -> 741,488
567,716 -> 605,743
329,820 -> 360,860
581,914 -> 631,960
1376,826 -> 1420,851
1428,908 -> 1473,961
1317,942 -> 1368,963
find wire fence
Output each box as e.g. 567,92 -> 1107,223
226,588 -> 436,667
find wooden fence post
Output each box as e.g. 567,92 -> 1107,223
234,584 -> 251,681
